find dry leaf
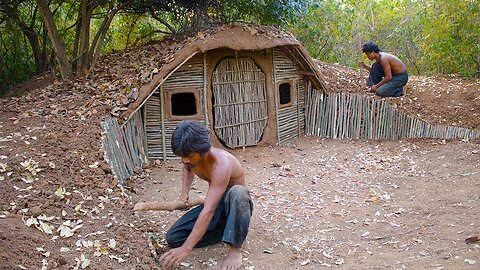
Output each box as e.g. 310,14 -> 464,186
80,254 -> 90,269
109,255 -> 125,263
58,225 -> 73,238
39,221 -> 54,234
465,236 -> 480,244
108,239 -> 117,249
300,259 -> 310,265
25,216 -> 39,227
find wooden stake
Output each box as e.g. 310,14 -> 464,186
357,34 -> 364,85
133,197 -> 204,212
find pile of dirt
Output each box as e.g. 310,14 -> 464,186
0,28 -> 479,269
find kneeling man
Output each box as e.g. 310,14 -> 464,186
161,120 -> 253,270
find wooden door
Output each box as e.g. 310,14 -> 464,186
212,58 -> 268,148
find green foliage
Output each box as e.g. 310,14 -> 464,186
0,0 -> 479,93
216,0 -> 307,26
0,8 -> 36,94
287,0 -> 479,77
287,0 -> 359,67
419,0 -> 479,76
106,14 -> 169,50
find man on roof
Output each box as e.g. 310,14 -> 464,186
156,120 -> 253,270
359,41 -> 408,97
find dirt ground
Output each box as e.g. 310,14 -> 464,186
0,56 -> 479,269
133,138 -> 480,270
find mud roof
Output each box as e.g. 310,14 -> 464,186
118,23 -> 328,122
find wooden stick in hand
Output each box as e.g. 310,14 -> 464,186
133,197 -> 204,212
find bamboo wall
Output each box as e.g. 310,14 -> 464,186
144,53 -> 205,160
305,91 -> 480,141
273,48 -> 305,144
100,111 -> 147,184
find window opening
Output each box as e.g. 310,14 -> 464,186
171,92 -> 197,116
279,82 -> 292,105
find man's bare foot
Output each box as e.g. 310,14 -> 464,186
221,247 -> 242,270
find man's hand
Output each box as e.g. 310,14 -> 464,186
160,246 -> 191,269
359,61 -> 368,70
371,84 -> 379,92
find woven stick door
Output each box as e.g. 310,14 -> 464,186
212,58 -> 268,148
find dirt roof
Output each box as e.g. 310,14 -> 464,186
114,23 -> 323,121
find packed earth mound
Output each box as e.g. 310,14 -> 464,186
1,33 -> 479,269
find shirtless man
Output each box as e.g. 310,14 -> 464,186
359,41 -> 409,97
136,120 -> 253,270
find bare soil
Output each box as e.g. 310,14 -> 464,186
0,59 -> 479,270
136,138 -> 480,270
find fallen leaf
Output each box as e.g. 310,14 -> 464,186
88,162 -> 99,168
465,259 -> 476,265
39,221 -> 54,234
80,254 -> 90,269
109,255 -> 125,263
465,236 -> 480,244
108,239 -> 116,249
58,225 -> 74,238
300,259 -> 310,265
25,216 -> 39,227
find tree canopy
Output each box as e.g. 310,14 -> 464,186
0,0 -> 478,95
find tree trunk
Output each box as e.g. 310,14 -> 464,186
72,13 -> 81,73
192,2 -> 209,29
88,0 -> 134,71
76,0 -> 93,76
36,0 -> 72,79
0,3 -> 48,74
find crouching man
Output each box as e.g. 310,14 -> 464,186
359,41 -> 408,97
160,120 -> 253,270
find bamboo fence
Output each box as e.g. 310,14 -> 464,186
305,90 -> 480,141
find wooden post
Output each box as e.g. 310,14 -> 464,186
133,197 -> 204,212
357,34 -> 364,86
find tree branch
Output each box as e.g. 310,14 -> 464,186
149,8 -> 176,34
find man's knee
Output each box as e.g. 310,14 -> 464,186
227,185 -> 253,214
165,229 -> 183,248
228,185 -> 251,202
376,86 -> 403,97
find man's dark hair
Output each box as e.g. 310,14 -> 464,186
362,41 -> 380,53
171,120 -> 211,157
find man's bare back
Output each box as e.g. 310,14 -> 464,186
378,52 -> 407,74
